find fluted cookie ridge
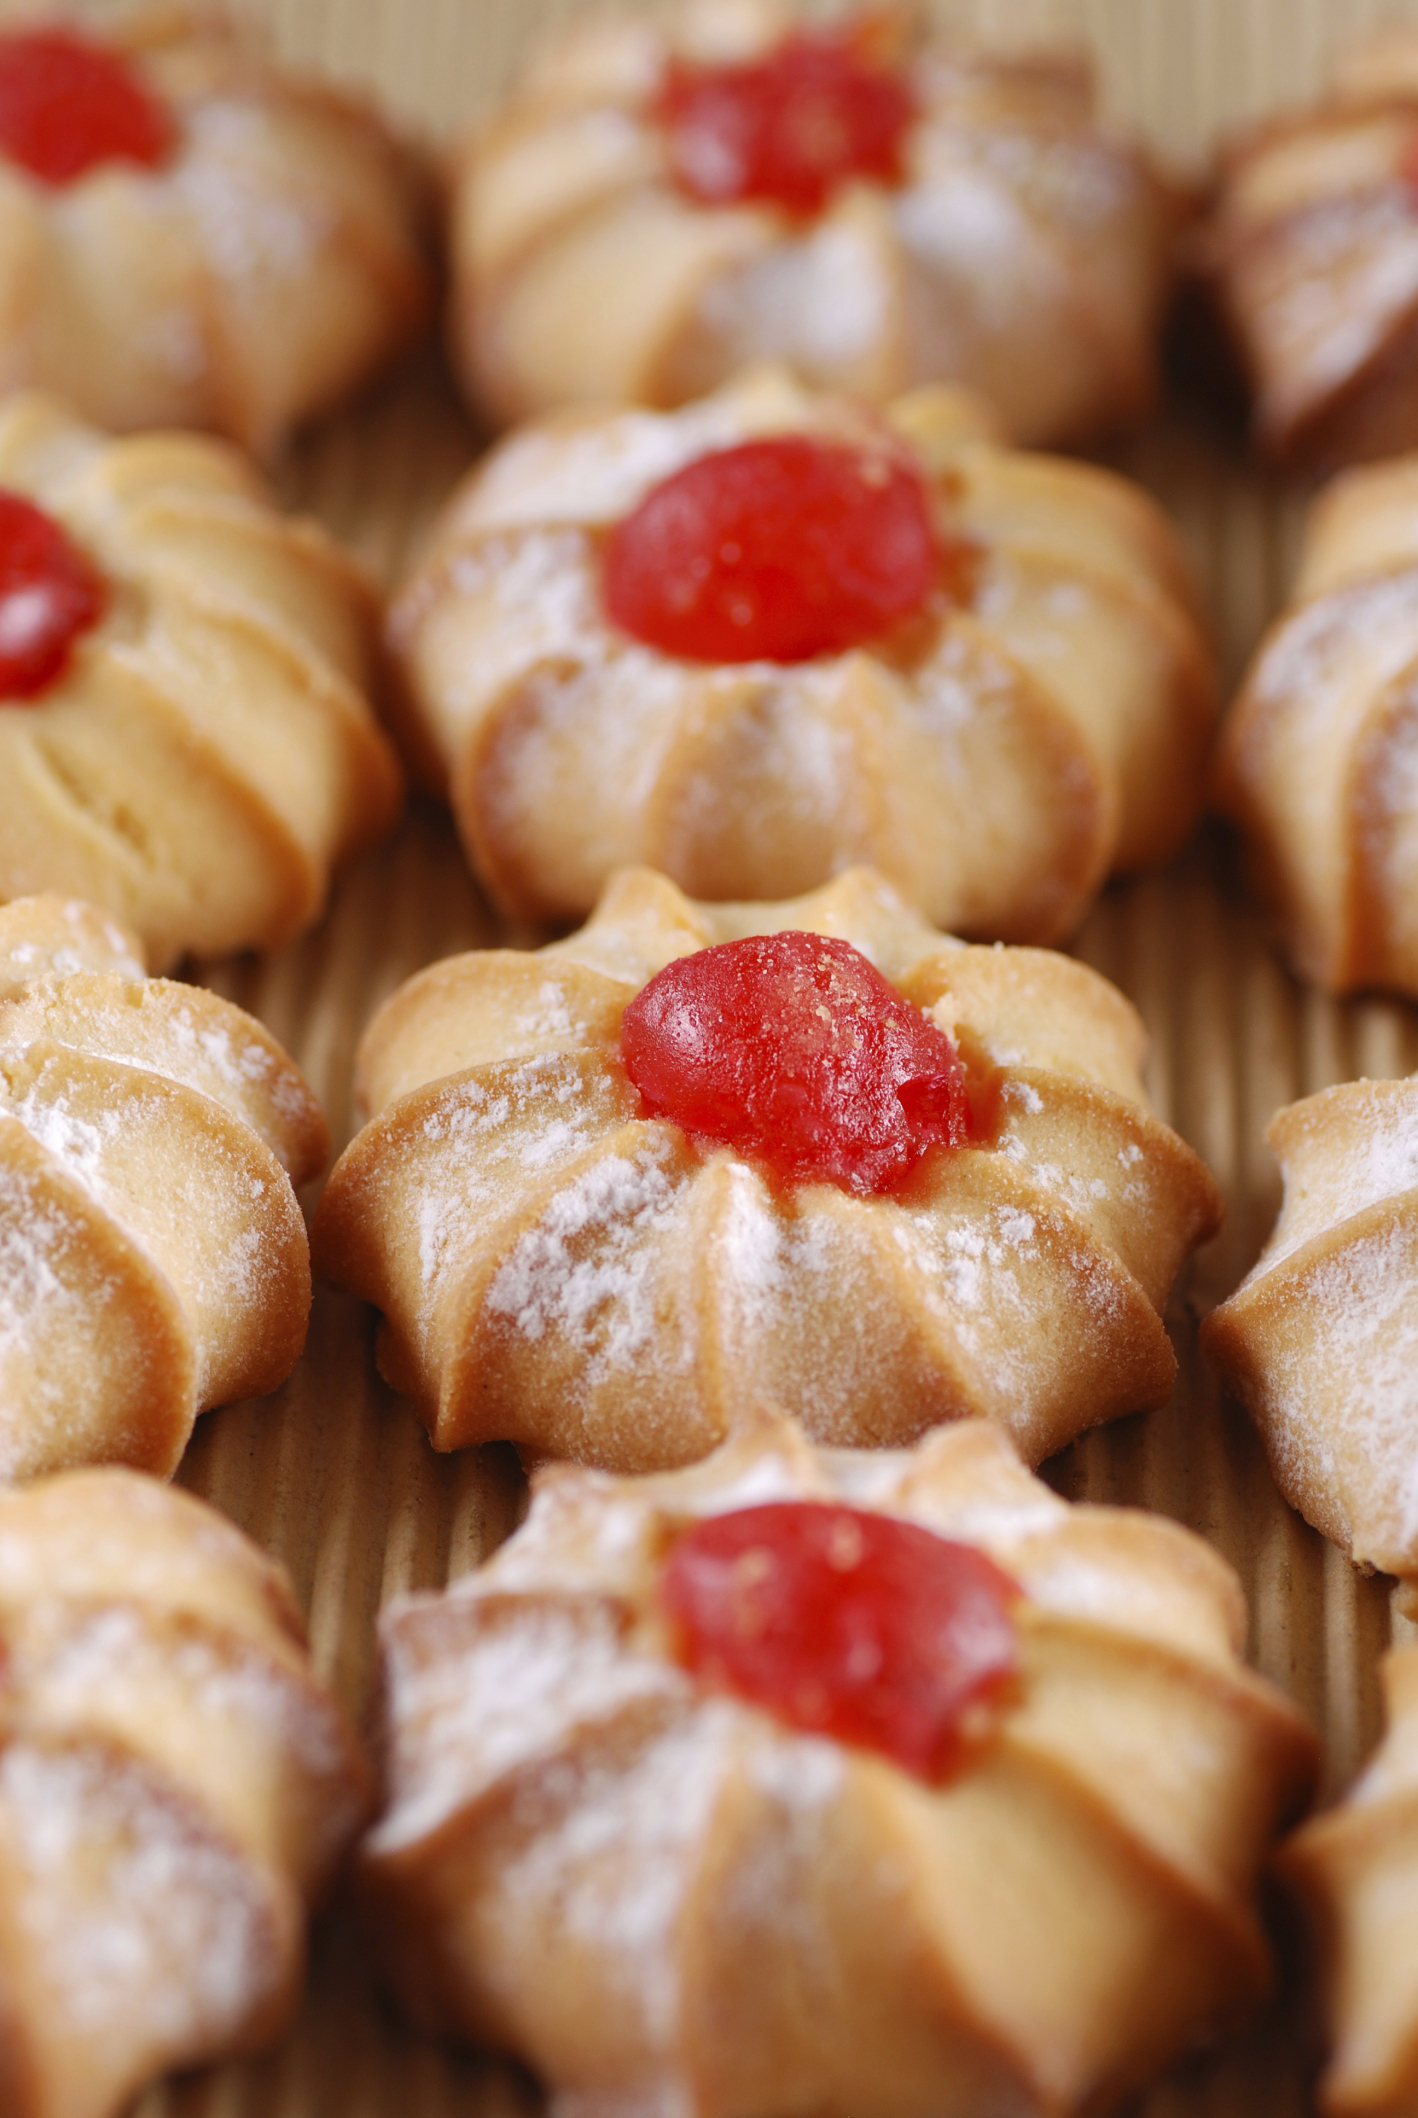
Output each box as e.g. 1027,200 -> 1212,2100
1281,1642 -> 1418,2118
1219,449 -> 1418,1001
452,0 -> 1178,448
314,864 -> 1222,1475
1203,1072 -> 1418,1578
0,390 -> 403,967
0,7 -> 433,453
388,366 -> 1215,942
0,891 -> 328,1480
1202,30 -> 1418,471
0,1466 -> 368,2118
361,1418 -> 1317,2118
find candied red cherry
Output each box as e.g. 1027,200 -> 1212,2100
660,1500 -> 1021,1780
0,493 -> 105,702
0,27 -> 173,188
619,929 -> 971,1194
657,22 -> 915,217
602,435 -> 944,665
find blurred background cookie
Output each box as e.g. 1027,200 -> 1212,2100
0,390 -> 402,967
388,368 -> 1214,939
453,0 -> 1180,445
0,7 -> 433,452
0,1467 -> 368,2118
1202,30 -> 1418,469
1218,451 -> 1418,999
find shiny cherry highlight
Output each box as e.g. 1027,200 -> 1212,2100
602,435 -> 942,664
0,28 -> 173,187
0,493 -> 105,702
657,22 -> 915,217
619,929 -> 972,1195
660,1500 -> 1021,1780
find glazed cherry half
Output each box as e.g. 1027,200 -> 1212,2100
0,493 -> 105,702
660,1500 -> 1021,1781
620,929 -> 972,1195
603,434 -> 946,664
0,28 -> 173,188
657,21 -> 915,217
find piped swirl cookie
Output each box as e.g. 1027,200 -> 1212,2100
453,0 -> 1178,446
0,8 -> 432,453
1202,1073 -> 1418,1581
1218,450 -> 1418,999
1281,1643 -> 1418,2118
361,1417 -> 1317,2118
1202,29 -> 1418,469
0,1467 -> 368,2118
0,389 -> 402,968
313,864 -> 1222,1475
387,366 -> 1215,939
0,892 -> 327,1481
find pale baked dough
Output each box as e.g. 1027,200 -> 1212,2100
0,390 -> 402,968
0,892 -> 327,1480
388,367 -> 1215,937
453,0 -> 1178,446
0,1465 -> 367,2118
1203,30 -> 1418,468
313,864 -> 1222,1474
1218,451 -> 1418,998
0,5 -> 431,453
1202,1074 -> 1418,1580
1281,1643 -> 1418,2118
362,1416 -> 1317,2118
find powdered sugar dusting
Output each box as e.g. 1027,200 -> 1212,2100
375,1599 -> 687,1853
1,1054 -> 290,1369
1256,1219 -> 1418,1567
0,1143 -> 111,1469
1258,193 -> 1418,403
0,1740 -> 275,2051
453,370 -> 822,535
484,1418 -> 1237,1667
22,1601 -> 348,1791
1254,570 -> 1418,716
6,1077 -> 122,1194
528,979 -> 576,1040
497,1705 -> 739,2050
408,1055 -> 624,1340
1253,1082 -> 1418,1282
896,1200 -> 1041,1326
708,1159 -> 785,1322
686,210 -> 896,385
486,1136 -> 690,1377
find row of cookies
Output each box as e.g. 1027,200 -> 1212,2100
1,367 -> 1413,1544
0,334 -> 1406,1596
9,0 -> 1418,478
452,0 -> 1418,475
0,879 -> 1391,2118
0,86 -> 1407,2118
0,1416 -> 1359,2116
1,6 -> 1418,2118
0,0 -> 1414,988
0,357 -> 1406,989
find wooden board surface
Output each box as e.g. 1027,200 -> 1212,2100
120,2 -> 1418,2111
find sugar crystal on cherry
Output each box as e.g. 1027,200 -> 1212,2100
660,1500 -> 1021,1780
620,930 -> 972,1194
